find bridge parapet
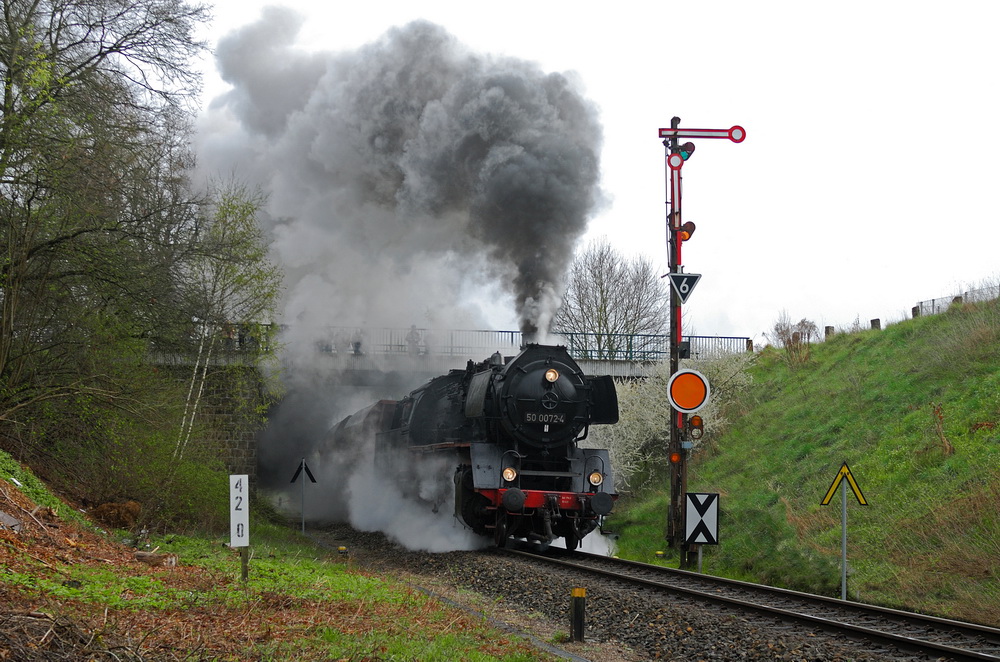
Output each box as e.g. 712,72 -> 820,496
298,327 -> 751,379
307,326 -> 749,363
152,326 -> 750,376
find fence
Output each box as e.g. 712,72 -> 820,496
914,284 -> 1000,317
311,326 -> 750,362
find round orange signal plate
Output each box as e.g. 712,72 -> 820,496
667,369 -> 710,413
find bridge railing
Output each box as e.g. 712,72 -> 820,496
309,326 -> 750,362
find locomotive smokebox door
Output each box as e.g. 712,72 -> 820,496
497,346 -> 590,449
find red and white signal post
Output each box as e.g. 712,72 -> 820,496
660,117 -> 744,567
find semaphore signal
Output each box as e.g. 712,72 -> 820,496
660,117 -> 744,568
659,125 -> 746,142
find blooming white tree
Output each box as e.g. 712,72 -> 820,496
585,352 -> 756,491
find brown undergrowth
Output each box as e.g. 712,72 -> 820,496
0,478 -> 546,660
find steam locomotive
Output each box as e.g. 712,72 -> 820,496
326,343 -> 620,548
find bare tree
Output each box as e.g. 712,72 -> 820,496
585,352 -> 755,491
767,310 -> 819,365
552,237 -> 670,358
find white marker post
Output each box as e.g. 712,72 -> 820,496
230,474 -> 250,581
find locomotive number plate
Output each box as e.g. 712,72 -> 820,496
525,412 -> 565,424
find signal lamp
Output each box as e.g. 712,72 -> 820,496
502,467 -> 518,482
544,368 -> 560,383
679,142 -> 695,160
669,451 -> 683,464
688,415 -> 704,440
588,471 -> 604,487
678,221 -> 696,241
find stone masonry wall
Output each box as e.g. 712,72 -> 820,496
165,364 -> 268,480
200,366 -> 268,479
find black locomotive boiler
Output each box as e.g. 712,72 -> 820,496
327,343 -> 620,548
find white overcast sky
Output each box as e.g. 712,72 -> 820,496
193,1 -> 999,344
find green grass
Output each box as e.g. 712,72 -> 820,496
8,298 -> 1000,647
3,524 -> 556,660
609,490 -> 677,564
0,451 -> 78,518
1,455 -> 557,661
613,298 -> 1000,625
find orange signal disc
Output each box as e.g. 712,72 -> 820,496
667,369 -> 710,413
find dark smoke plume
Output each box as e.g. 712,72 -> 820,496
198,11 -> 604,340
198,13 -> 608,550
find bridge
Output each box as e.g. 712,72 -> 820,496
163,326 -> 751,481
299,326 -> 752,379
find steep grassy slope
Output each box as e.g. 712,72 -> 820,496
614,299 -> 1000,625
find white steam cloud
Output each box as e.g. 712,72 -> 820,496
346,456 -> 487,553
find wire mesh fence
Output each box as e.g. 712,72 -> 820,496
915,284 -> 1000,317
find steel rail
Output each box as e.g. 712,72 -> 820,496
504,547 -> 1000,661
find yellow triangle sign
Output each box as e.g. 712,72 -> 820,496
821,462 -> 867,506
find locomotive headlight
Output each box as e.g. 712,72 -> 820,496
544,368 -> 559,383
502,467 -> 518,482
588,471 -> 604,487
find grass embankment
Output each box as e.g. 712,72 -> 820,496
612,299 -> 1000,625
0,452 -> 550,661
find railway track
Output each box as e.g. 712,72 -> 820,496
506,546 -> 1000,661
